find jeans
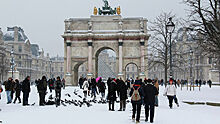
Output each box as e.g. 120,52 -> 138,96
167,95 -> 174,108
145,103 -> 155,122
6,91 -> 12,103
23,92 -> 30,105
101,92 -> 105,100
132,102 -> 142,121
155,95 -> 158,106
119,100 -> 126,110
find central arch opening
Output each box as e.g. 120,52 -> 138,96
95,48 -> 117,81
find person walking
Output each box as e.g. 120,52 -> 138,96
54,76 -> 63,106
48,79 -> 54,93
22,76 -> 31,106
107,78 -> 117,111
0,82 -> 3,100
62,78 -> 66,89
79,76 -> 84,89
3,77 -> 13,104
13,79 -> 22,104
82,78 -> 89,100
118,79 -> 128,111
154,79 -> 159,107
37,76 -> 47,106
143,79 -> 159,123
130,83 -> 143,123
91,78 -> 98,100
97,78 -> 106,101
164,78 -> 178,109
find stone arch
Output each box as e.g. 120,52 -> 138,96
93,46 -> 118,78
124,62 -> 139,79
71,60 -> 87,85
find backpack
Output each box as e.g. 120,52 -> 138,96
131,87 -> 141,101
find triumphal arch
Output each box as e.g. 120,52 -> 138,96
62,1 -> 150,85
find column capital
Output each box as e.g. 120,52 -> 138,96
118,42 -> 123,46
66,42 -> 72,46
88,42 -> 93,46
140,41 -> 145,46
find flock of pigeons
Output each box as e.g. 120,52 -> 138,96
45,89 -> 131,108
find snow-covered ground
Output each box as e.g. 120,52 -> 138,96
0,85 -> 220,124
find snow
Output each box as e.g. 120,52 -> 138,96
0,85 -> 220,124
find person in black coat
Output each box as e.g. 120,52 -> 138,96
118,79 -> 128,111
22,76 -> 31,106
13,79 -> 22,103
143,79 -> 159,123
130,83 -> 144,123
37,76 -> 47,106
107,78 -> 117,111
54,76 -> 63,106
79,76 -> 84,89
97,78 -> 106,101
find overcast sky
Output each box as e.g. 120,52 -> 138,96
0,0 -> 188,57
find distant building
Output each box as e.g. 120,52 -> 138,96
149,27 -> 219,82
0,26 -> 64,82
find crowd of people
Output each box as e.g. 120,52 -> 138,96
0,75 -> 214,123
0,76 -> 65,106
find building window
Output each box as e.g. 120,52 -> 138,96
208,57 -> 212,64
18,45 -> 22,52
60,67 -> 63,72
132,66 -> 134,71
18,62 -> 21,67
82,67 -> 84,71
127,74 -> 129,78
19,56 -> 21,59
127,67 -> 129,71
132,74 -> 135,79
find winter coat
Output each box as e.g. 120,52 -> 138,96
129,85 -> 144,104
118,80 -> 128,100
48,80 -> 54,89
54,80 -> 62,91
143,84 -> 159,105
107,80 -> 117,101
164,85 -> 176,96
22,78 -> 31,93
4,80 -> 13,91
82,80 -> 89,91
14,82 -> 21,96
154,81 -> 159,92
37,79 -> 47,93
98,81 -> 106,93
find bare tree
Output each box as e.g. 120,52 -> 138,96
148,12 -> 184,85
184,0 -> 220,56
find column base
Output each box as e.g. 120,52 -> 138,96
65,73 -> 73,86
87,73 -> 93,79
139,72 -> 146,80
118,73 -> 124,80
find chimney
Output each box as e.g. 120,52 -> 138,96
14,26 -> 19,41
182,27 -> 187,42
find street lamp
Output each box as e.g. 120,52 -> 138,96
166,17 -> 175,79
189,47 -> 193,91
10,47 -> 15,79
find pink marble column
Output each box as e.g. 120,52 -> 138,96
88,39 -> 93,75
66,38 -> 72,74
140,39 -> 145,73
118,39 -> 123,75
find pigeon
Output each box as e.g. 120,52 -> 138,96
65,93 -> 71,97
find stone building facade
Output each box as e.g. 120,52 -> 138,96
0,26 -> 64,82
62,15 -> 149,85
149,27 -> 219,82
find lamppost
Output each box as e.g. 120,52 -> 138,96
166,17 -> 175,79
189,47 -> 193,91
10,47 -> 15,79
50,60 -> 52,79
